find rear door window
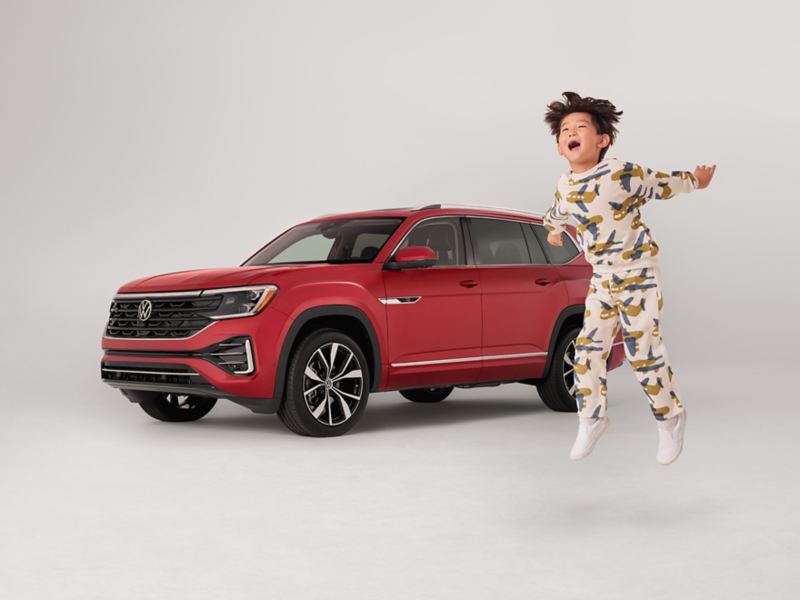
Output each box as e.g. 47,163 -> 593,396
530,223 -> 580,264
466,218 -> 532,265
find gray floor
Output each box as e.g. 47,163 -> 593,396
1,362 -> 794,599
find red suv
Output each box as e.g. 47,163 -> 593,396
101,204 -> 626,436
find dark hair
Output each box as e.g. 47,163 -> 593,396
544,91 -> 623,160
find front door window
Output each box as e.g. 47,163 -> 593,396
394,217 -> 465,266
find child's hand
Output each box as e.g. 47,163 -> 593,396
547,232 -> 563,246
694,164 -> 716,189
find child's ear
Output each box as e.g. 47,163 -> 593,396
557,139 -> 564,157
598,133 -> 610,149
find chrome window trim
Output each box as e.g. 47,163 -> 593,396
459,263 -> 540,268
391,351 -> 547,368
466,215 -> 581,267
387,213 -> 581,268
388,264 -> 477,269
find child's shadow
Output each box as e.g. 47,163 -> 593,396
559,495 -> 728,529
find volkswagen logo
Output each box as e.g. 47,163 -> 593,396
137,299 -> 153,322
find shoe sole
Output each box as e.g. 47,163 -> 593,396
657,410 -> 687,465
570,417 -> 609,460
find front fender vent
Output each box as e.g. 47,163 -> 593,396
204,337 -> 255,375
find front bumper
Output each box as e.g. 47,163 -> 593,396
101,309 -> 287,412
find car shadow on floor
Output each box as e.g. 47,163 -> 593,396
356,397 -> 545,433
196,395 -> 549,435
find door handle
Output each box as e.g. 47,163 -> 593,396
460,279 -> 479,288
534,278 -> 553,286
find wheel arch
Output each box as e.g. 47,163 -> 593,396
541,304 -> 584,378
274,305 -> 383,403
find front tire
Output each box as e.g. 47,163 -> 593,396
122,390 -> 217,422
400,386 -> 453,403
536,326 -> 580,412
278,328 -> 370,437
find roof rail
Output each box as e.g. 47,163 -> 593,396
412,202 -> 544,218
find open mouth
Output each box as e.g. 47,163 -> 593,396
568,140 -> 581,151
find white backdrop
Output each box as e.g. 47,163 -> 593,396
1,1 -> 797,598
2,0 -> 796,391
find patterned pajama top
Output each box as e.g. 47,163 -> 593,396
542,157 -> 698,274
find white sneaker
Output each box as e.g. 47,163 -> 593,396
569,416 -> 610,460
656,409 -> 687,465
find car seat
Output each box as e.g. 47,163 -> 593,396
358,246 -> 380,260
492,241 -> 524,264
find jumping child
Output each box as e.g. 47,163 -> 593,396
542,91 -> 716,465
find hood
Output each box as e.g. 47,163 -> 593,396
117,265 -> 307,293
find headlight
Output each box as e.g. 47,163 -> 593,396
203,285 -> 278,320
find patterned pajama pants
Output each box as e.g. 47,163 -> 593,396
573,265 -> 685,422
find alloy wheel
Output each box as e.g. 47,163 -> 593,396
303,342 -> 363,426
562,339 -> 577,398
164,393 -> 197,410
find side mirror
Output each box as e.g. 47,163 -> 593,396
384,245 -> 438,270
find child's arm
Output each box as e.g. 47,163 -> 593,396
636,163 -> 716,201
543,188 -> 569,246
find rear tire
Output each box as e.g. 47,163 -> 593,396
278,328 -> 370,437
536,326 -> 580,413
122,390 -> 217,422
400,386 -> 453,403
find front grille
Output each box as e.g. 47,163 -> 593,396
101,362 -> 211,386
106,295 -> 223,339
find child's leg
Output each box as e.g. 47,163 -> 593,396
573,273 -> 620,419
615,266 -> 685,421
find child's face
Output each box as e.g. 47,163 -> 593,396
556,111 -> 610,165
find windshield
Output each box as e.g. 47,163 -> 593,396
243,217 -> 405,266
